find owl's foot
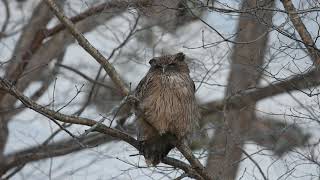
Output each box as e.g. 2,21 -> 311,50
138,134 -> 176,166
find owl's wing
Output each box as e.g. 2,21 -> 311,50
192,79 -> 196,93
134,74 -> 157,141
134,74 -> 151,100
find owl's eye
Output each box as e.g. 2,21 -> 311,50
154,65 -> 162,69
166,63 -> 177,71
149,59 -> 156,65
168,63 -> 177,67
175,52 -> 185,61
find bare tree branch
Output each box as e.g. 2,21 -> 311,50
206,0 -> 274,178
3,133 -> 114,174
176,142 -> 213,180
45,1 -> 128,38
58,63 -> 117,91
202,68 -> 320,114
0,74 -> 211,180
44,0 -> 133,96
0,0 -> 10,34
281,0 -> 320,64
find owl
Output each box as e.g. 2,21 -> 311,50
134,52 -> 200,166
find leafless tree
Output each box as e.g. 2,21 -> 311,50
0,0 -> 318,179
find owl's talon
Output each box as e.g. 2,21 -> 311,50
126,95 -> 139,104
134,53 -> 199,166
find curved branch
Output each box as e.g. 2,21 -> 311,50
176,142 -> 213,180
46,1 -> 127,38
202,68 -> 320,114
57,63 -> 117,91
44,0 -> 132,96
281,0 -> 320,64
0,0 -> 10,34
0,78 -> 210,179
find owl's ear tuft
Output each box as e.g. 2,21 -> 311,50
175,52 -> 185,61
149,58 -> 156,66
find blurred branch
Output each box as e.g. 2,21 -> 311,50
0,78 -> 210,179
0,0 -> 65,164
0,0 -> 139,172
44,0 -> 130,96
2,0 -> 127,103
250,117 -> 309,156
196,112 -> 309,155
73,67 -> 104,116
0,78 -> 136,146
1,0 -> 121,121
8,51 -> 66,118
4,133 -> 203,179
2,111 -> 308,174
1,1 -> 59,102
46,0 -> 128,38
3,133 -> 114,174
0,0 -> 10,34
202,68 -> 320,114
205,0 -> 274,178
58,63 -> 116,91
7,0 -> 128,68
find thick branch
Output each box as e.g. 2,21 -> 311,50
202,68 -> 320,114
0,78 -> 207,179
0,78 -> 136,146
44,0 -> 130,96
206,0 -> 274,178
3,133 -> 113,173
250,117 -> 309,156
1,1 -> 59,102
3,111 -> 308,172
0,0 -> 10,34
58,63 -> 117,91
46,1 -> 127,37
162,157 -> 204,180
281,0 -> 320,64
176,142 -> 213,180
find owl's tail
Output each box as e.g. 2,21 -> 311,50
139,133 -> 176,166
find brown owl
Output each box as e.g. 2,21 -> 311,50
134,52 -> 200,166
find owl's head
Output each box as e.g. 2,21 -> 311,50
148,52 -> 190,74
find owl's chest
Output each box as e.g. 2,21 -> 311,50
140,74 -> 196,129
158,75 -> 190,94
143,75 -> 192,104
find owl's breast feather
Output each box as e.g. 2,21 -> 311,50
137,73 -> 199,139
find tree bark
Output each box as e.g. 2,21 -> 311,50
0,0 -> 120,172
0,0 -> 58,163
206,0 -> 275,179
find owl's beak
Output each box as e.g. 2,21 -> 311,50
162,65 -> 167,73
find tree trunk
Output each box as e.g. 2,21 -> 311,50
0,1 -> 55,163
206,0 -> 275,179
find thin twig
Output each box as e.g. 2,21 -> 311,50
0,78 -> 206,179
0,0 -> 10,34
176,142 -> 213,180
58,63 -> 117,91
280,0 -> 320,65
44,0 -> 129,95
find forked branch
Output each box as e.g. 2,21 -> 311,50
0,78 -> 211,179
44,0 -> 129,96
281,0 -> 320,64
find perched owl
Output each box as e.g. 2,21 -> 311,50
134,52 -> 200,166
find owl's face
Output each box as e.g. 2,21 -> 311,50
148,52 -> 190,74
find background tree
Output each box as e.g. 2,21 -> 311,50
0,0 -> 318,179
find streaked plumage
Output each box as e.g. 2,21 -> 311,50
134,52 -> 200,165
